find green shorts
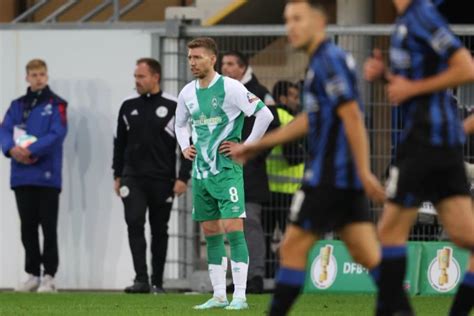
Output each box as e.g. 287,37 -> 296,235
192,166 -> 246,222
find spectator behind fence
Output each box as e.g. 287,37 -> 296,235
264,81 -> 305,277
221,51 -> 279,293
0,59 -> 68,293
112,58 -> 191,294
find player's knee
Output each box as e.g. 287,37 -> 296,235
279,237 -> 303,259
355,252 -> 380,270
280,236 -> 312,262
202,223 -> 222,236
349,248 -> 380,270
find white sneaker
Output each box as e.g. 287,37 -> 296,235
15,274 -> 40,292
37,275 -> 57,293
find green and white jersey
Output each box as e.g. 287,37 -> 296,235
176,73 -> 265,179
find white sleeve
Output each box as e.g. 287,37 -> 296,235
175,92 -> 191,151
231,80 -> 266,117
244,106 -> 274,144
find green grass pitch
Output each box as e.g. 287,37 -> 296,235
0,292 -> 458,315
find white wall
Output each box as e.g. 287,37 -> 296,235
0,29 -> 178,289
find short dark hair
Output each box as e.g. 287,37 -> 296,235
136,58 -> 161,76
273,80 -> 298,101
187,37 -> 218,56
222,51 -> 248,68
286,0 -> 327,16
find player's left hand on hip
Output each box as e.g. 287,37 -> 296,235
219,141 -> 241,157
173,179 -> 188,196
386,74 -> 415,105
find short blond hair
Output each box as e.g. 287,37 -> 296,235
26,59 -> 47,74
187,37 -> 218,56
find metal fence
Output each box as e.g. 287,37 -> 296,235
156,25 -> 474,284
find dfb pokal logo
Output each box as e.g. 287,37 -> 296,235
427,247 -> 461,292
311,245 -> 337,289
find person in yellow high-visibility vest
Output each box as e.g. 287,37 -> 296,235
264,81 -> 305,277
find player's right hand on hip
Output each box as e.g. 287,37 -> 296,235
183,145 -> 197,161
360,172 -> 385,204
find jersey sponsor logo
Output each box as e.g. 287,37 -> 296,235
390,47 -> 411,69
431,28 -> 456,54
247,92 -> 260,104
156,106 -> 168,118
310,245 -> 338,289
325,75 -> 347,99
131,109 -> 139,116
427,247 -> 461,292
193,113 -> 222,126
41,104 -> 53,116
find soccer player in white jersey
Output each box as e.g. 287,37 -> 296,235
175,37 -> 274,310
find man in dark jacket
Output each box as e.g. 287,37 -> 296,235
265,81 -> 305,277
0,59 -> 68,293
113,58 -> 191,294
221,51 -> 279,293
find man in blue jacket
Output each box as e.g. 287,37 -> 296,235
0,59 -> 67,293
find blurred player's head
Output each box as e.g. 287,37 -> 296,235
26,59 -> 48,92
135,58 -> 161,95
392,0 -> 412,14
284,0 -> 327,52
221,51 -> 248,81
187,37 -> 218,79
272,80 -> 300,112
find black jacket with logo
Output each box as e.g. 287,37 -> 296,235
112,91 -> 191,183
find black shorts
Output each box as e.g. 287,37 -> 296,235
289,185 -> 371,234
387,144 -> 470,208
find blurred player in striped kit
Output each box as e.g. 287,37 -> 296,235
233,1 -> 386,315
365,0 -> 474,314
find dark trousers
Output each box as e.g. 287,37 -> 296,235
121,176 -> 174,286
263,191 -> 293,278
14,186 -> 60,277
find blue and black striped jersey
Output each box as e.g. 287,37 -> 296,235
390,0 -> 464,147
302,39 -> 363,190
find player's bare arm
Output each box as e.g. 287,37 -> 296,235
463,114 -> 474,135
387,48 -> 474,104
220,106 -> 273,156
337,100 -> 385,203
232,112 -> 308,164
